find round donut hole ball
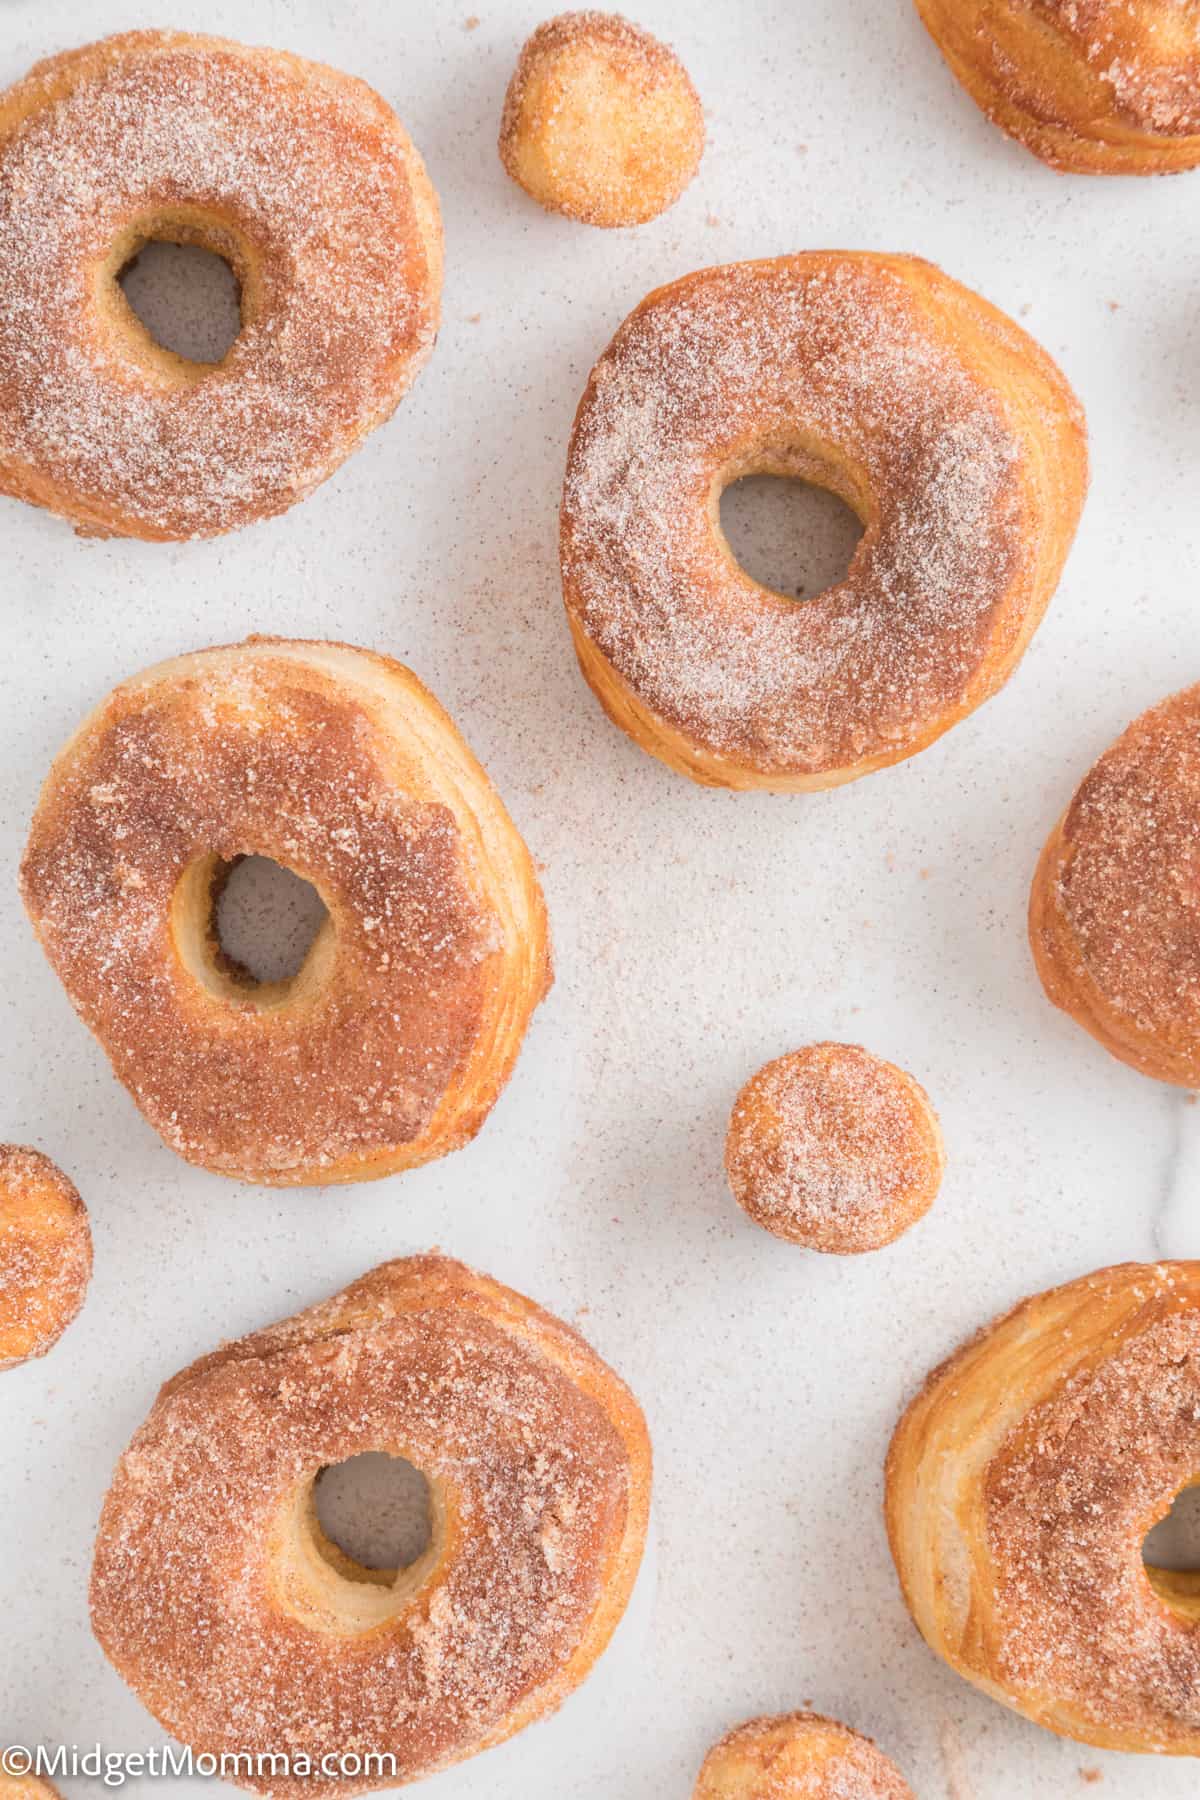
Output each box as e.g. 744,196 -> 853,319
694,1712 -> 915,1799
499,11 -> 704,227
724,1044 -> 944,1254
0,1773 -> 67,1800
0,1146 -> 92,1370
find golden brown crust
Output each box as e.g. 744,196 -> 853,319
725,1045 -> 944,1254
693,1712 -> 914,1798
20,639 -> 551,1186
0,1774 -> 65,1800
561,253 -> 1088,790
499,11 -> 703,226
0,1146 -> 92,1371
914,0 -> 1200,174
886,1261 -> 1200,1754
1030,683 -> 1200,1087
0,31 -> 442,539
91,1253 -> 652,1796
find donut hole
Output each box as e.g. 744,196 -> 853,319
1144,1479 -> 1200,1620
275,1454 -> 446,1637
314,1453 -> 434,1574
119,240 -> 242,366
100,209 -> 256,382
173,853 -> 335,1011
718,473 -> 865,602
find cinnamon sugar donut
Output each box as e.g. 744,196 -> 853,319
1030,683 -> 1200,1087
0,1147 -> 91,1370
561,253 -> 1088,790
0,31 -> 442,539
725,1045 -> 944,1253
694,1713 -> 914,1798
91,1253 -> 652,1795
499,12 -> 704,227
886,1261 -> 1200,1754
914,1 -> 1200,175
20,639 -> 550,1187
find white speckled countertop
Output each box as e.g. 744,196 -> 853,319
2,3 -> 1199,1797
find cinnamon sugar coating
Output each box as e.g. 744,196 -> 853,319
1030,683 -> 1200,1087
694,1712 -> 914,1798
0,1146 -> 92,1370
914,0 -> 1200,174
499,12 -> 703,227
561,254 -> 1087,790
0,1775 -> 66,1800
20,639 -> 551,1186
725,1045 -> 944,1254
0,31 -> 442,539
886,1261 -> 1200,1755
91,1254 -> 652,1796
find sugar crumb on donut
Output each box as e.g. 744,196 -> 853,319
499,11 -> 704,227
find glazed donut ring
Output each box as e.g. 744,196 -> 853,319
693,1713 -> 914,1798
0,31 -> 442,539
20,639 -> 550,1186
1030,683 -> 1200,1087
499,11 -> 704,227
725,1045 -> 944,1254
886,1261 -> 1200,1754
91,1254 -> 652,1795
0,1146 -> 91,1370
914,1 -> 1200,175
561,254 -> 1088,790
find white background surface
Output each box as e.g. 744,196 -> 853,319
2,2 -> 1199,1796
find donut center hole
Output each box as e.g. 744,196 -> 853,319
275,1454 -> 445,1636
719,475 -> 864,600
173,853 -> 335,1011
314,1454 -> 434,1575
214,856 -> 329,988
1144,1480 -> 1200,1618
116,235 -> 242,368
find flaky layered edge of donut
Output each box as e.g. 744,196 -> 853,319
561,252 -> 1088,791
912,0 -> 1200,175
91,1253 -> 652,1795
0,32 -> 444,540
884,1260 -> 1200,1755
19,637 -> 552,1186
